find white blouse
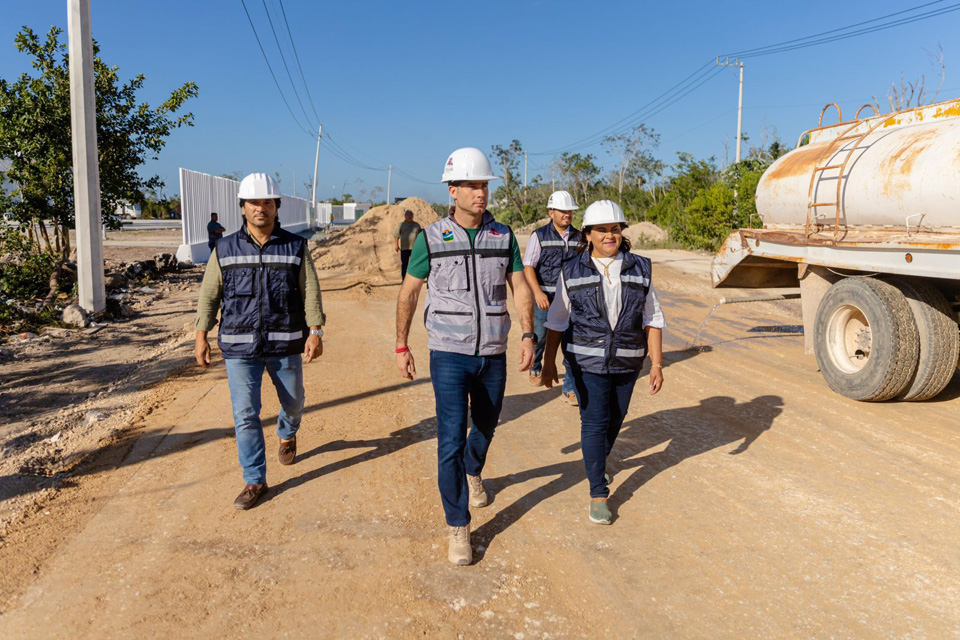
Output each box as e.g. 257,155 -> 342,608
544,254 -> 666,332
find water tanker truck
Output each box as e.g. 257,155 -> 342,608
712,98 -> 960,401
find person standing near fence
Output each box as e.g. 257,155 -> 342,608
540,200 -> 665,525
395,147 -> 536,565
523,190 -> 581,405
207,212 -> 226,251
194,173 -> 325,510
394,209 -> 422,280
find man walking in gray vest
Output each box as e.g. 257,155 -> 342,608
395,147 -> 536,565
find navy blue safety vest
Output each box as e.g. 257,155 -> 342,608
561,249 -> 651,374
533,223 -> 580,297
216,224 -> 307,358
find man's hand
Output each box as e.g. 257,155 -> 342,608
397,349 -> 416,380
395,245 -> 400,253
303,335 -> 323,363
195,334 -> 211,369
518,338 -> 535,372
541,360 -> 559,388
534,290 -> 550,311
649,366 -> 664,395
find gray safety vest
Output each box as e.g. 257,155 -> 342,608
423,213 -> 514,356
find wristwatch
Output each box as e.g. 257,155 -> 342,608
309,328 -> 324,338
521,332 -> 537,343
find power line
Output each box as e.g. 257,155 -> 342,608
239,0 -> 315,136
276,0 -> 322,125
259,0 -> 316,129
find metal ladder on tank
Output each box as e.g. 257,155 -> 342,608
804,103 -> 886,241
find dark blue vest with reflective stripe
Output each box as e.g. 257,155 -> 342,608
216,224 -> 307,358
561,249 -> 651,374
533,223 -> 580,297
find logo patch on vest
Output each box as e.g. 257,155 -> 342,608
488,229 -> 501,236
441,228 -> 454,242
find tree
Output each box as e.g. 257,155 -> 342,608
873,43 -> 946,112
602,124 -> 660,200
490,140 -> 535,224
0,26 -> 197,258
557,152 -> 600,205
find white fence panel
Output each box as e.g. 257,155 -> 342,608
177,168 -> 314,263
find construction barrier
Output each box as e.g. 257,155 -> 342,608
176,168 -> 314,264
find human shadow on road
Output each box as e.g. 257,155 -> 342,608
472,395 -> 783,560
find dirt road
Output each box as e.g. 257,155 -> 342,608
1,250 -> 958,638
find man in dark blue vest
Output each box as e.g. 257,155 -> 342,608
194,173 -> 325,510
523,190 -> 581,405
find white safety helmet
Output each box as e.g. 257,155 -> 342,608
237,172 -> 283,201
581,200 -> 628,227
546,190 -> 579,211
441,147 -> 499,183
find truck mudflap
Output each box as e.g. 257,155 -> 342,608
712,227 -> 960,288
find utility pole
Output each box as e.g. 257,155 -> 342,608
716,57 -> 744,163
387,164 -> 392,204
292,168 -> 297,198
68,0 -> 105,312
524,151 -> 527,188
311,124 -> 322,225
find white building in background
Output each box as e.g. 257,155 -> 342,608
316,202 -> 370,226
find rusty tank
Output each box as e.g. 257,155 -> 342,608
757,99 -> 960,232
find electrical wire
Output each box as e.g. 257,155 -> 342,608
276,0 -> 322,126
259,0 -> 316,129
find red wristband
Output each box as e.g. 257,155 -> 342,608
395,346 -> 409,354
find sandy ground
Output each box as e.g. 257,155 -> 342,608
1,234 -> 958,638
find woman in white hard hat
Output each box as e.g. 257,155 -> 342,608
540,200 -> 665,525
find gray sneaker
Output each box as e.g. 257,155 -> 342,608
466,474 -> 489,508
448,524 -> 472,565
589,500 -> 612,525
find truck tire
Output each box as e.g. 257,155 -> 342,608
813,277 -> 919,401
890,277 -> 959,401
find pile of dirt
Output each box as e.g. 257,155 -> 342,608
312,198 -> 438,282
513,217 -> 549,235
624,221 -> 669,244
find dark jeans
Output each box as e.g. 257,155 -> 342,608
400,249 -> 412,279
532,305 -> 575,395
573,368 -> 641,498
429,350 -> 507,526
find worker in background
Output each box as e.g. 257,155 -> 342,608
207,211 -> 226,251
523,190 -> 581,405
395,147 -> 536,566
540,200 -> 665,525
194,173 -> 325,510
394,209 -> 422,280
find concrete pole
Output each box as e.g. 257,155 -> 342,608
311,124 -> 322,224
524,151 -> 527,188
735,62 -> 744,164
67,0 -> 105,312
387,165 -> 392,205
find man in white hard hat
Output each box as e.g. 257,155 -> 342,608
194,172 -> 325,510
395,147 -> 536,566
523,190 -> 581,405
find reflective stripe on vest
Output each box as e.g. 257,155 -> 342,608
423,213 -> 513,356
560,250 -> 651,374
221,334 -> 256,344
533,223 -> 580,293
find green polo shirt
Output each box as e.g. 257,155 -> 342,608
406,228 -> 523,280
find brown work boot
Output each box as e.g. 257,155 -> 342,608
278,436 -> 297,465
233,483 -> 268,510
466,473 -> 489,508
528,370 -> 544,387
448,524 -> 472,566
562,390 -> 579,406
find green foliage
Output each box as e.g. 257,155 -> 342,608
0,26 -> 197,257
0,226 -> 59,300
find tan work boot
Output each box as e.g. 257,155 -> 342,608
466,473 -> 489,508
448,524 -> 472,566
528,370 -> 544,387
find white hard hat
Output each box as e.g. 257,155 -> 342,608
237,172 -> 282,201
546,190 -> 579,211
581,200 -> 628,227
441,147 -> 499,183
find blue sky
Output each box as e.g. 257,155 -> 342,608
1,0 -> 958,203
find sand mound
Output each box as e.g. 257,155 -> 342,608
312,197 -> 439,281
624,221 -> 669,244
514,217 -> 549,235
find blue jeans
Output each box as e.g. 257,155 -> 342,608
533,305 -> 575,395
429,350 -> 507,526
224,354 -> 305,485
573,368 -> 641,498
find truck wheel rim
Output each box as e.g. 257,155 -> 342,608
826,304 -> 872,374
